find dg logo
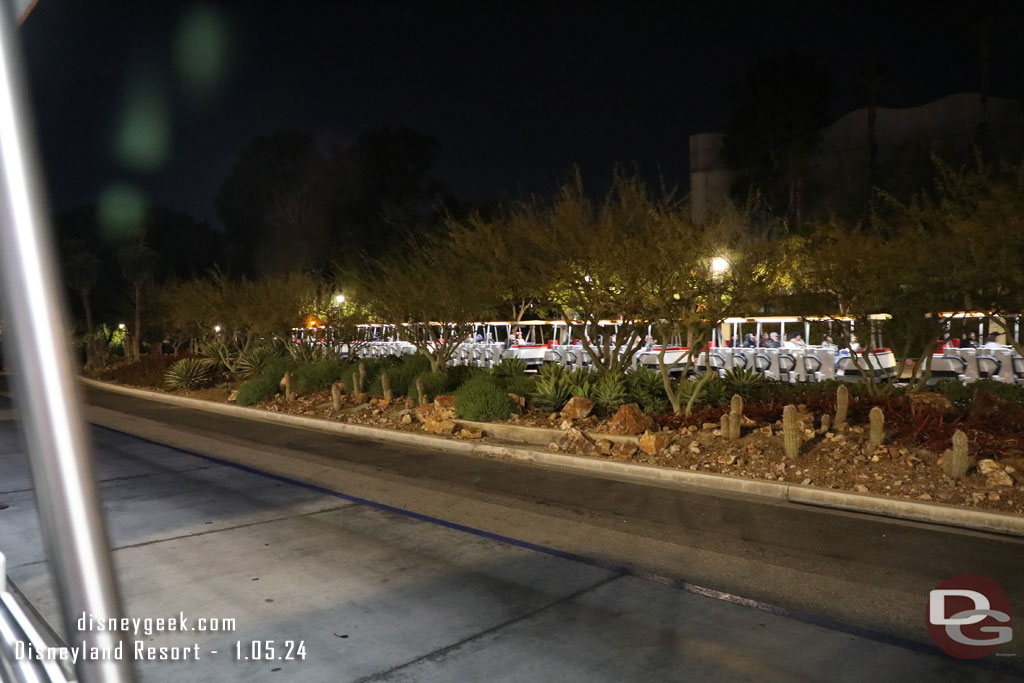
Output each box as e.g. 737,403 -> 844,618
927,573 -> 1013,659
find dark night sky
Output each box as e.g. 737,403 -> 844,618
18,1 -> 1024,225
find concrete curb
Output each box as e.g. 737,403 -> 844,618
81,378 -> 1024,537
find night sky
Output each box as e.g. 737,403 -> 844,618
19,0 -> 1024,226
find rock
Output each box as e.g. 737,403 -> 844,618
687,441 -> 700,454
559,419 -> 573,430
854,484 -> 869,493
741,416 -> 756,427
977,459 -> 1002,475
803,428 -> 815,439
907,392 -> 955,414
508,393 -> 526,409
595,439 -> 613,455
972,492 -> 986,504
423,415 -> 457,435
227,390 -> 238,403
560,396 -> 595,421
434,395 -> 456,419
610,442 -> 637,459
638,430 -> 671,455
557,427 -> 600,456
607,403 -> 653,435
870,454 -> 880,463
758,426 -> 773,436
371,408 -> 382,416
548,442 -> 560,451
988,492 -> 1001,501
400,413 -> 413,425
801,478 -> 812,485
701,422 -> 718,431
668,444 -> 682,455
986,470 -> 1015,487
969,389 -> 1024,429
918,493 -> 932,501
354,392 -> 370,404
414,403 -> 435,422
687,425 -> 699,433
717,454 -> 737,465
459,428 -> 483,439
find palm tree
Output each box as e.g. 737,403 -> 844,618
116,238 -> 160,361
857,60 -> 892,223
63,240 -> 104,368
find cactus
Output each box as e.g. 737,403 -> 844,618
819,413 -> 832,434
352,372 -> 362,396
869,406 -> 884,446
358,362 -> 367,389
331,381 -> 344,410
416,378 -> 427,406
782,404 -> 800,458
727,394 -> 743,440
941,429 -> 969,479
280,371 -> 294,402
834,385 -> 848,431
381,372 -> 393,401
719,413 -> 730,435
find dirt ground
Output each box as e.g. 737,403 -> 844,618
144,383 -> 1023,516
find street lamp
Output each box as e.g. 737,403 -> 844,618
711,256 -> 729,274
334,293 -> 345,305
214,325 -> 222,334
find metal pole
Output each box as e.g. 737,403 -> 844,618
0,4 -> 133,681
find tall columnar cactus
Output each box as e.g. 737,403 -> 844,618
358,362 -> 367,390
834,385 -> 848,431
381,372 -> 393,401
819,413 -> 832,434
868,407 -> 885,446
782,404 -> 800,458
353,372 -> 362,396
280,371 -> 294,402
416,378 -> 427,406
331,380 -> 344,410
727,394 -> 743,440
719,413 -> 730,435
942,429 -> 969,479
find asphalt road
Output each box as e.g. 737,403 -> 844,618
0,386 -> 1020,681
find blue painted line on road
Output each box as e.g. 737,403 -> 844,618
92,423 -> 1022,676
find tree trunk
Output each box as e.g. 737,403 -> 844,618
133,283 -> 142,361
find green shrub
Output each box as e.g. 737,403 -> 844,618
371,354 -> 431,397
455,376 -> 517,421
500,373 -> 536,400
163,358 -> 214,391
236,374 -> 280,405
407,370 -> 449,403
292,359 -> 348,395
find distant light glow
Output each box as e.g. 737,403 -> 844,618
214,325 -> 222,333
334,294 -> 345,305
117,323 -> 126,330
711,256 -> 729,274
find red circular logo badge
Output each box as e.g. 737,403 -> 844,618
927,573 -> 1012,659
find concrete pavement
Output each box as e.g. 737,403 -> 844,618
0,391 -> 1020,680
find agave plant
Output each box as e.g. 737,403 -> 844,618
235,344 -> 281,380
530,369 -> 573,412
627,367 -> 670,415
200,337 -> 239,373
287,340 -> 329,363
722,366 -> 764,399
592,371 -> 627,414
491,357 -> 526,379
163,357 -> 214,391
565,367 -> 595,399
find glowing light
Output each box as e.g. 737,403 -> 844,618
214,325 -> 222,333
117,323 -> 126,330
334,293 -> 345,305
711,257 -> 729,274
583,275 -> 592,283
